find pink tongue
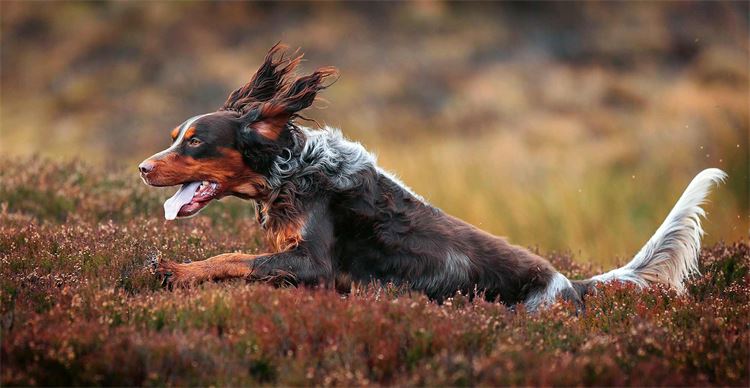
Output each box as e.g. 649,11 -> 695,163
164,182 -> 201,220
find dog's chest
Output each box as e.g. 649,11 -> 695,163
329,203 -> 472,297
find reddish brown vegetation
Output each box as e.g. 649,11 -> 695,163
1,159 -> 748,386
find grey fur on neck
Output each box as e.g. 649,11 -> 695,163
266,126 -> 377,197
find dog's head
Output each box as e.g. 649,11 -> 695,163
139,44 -> 337,219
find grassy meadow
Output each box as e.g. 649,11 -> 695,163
1,2 -> 749,385
1,159 -> 749,385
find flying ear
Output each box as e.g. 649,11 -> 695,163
277,67 -> 338,114
222,43 -> 302,112
246,67 -> 339,140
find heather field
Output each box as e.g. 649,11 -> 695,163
2,2 -> 750,386
0,159 -> 749,386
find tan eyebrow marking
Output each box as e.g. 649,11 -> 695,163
170,126 -> 181,140
184,127 -> 196,140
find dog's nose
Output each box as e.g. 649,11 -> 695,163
139,161 -> 155,174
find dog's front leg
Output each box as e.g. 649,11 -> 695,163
151,252 -> 257,288
250,247 -> 334,287
250,200 -> 335,287
152,200 -> 335,288
152,248 -> 332,289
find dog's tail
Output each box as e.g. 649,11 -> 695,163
586,168 -> 727,293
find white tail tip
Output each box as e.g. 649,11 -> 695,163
591,168 -> 727,292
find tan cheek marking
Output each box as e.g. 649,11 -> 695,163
200,148 -> 265,187
232,182 -> 260,197
151,153 -> 203,182
151,147 -> 267,192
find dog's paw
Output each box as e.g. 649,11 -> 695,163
145,253 -> 189,289
145,252 -> 162,274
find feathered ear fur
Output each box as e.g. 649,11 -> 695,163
231,44 -> 338,175
222,43 -> 303,112
224,44 -> 338,140
249,67 -> 338,139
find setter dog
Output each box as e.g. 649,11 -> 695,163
139,44 -> 725,310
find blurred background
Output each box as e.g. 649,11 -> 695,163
1,1 -> 747,265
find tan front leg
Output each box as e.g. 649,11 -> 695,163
151,253 -> 258,287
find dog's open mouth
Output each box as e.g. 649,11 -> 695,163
163,181 -> 220,220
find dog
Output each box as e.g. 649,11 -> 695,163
139,44 -> 726,310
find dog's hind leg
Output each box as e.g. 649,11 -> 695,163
524,272 -> 583,312
151,253 -> 257,288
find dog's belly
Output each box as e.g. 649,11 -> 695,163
332,235 -> 474,299
328,176 -> 555,302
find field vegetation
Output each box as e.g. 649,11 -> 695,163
0,159 -> 750,385
1,159 -> 749,386
1,2 -> 749,385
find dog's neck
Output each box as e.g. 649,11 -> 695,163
250,126 -> 377,249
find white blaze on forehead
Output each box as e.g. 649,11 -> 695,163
170,113 -> 213,148
158,113 -> 213,220
146,113 -> 214,162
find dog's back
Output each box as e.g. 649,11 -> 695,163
270,126 -> 726,309
266,126 -> 566,304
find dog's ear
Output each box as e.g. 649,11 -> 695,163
224,43 -> 338,140
234,65 -> 337,174
222,43 -> 302,111
243,67 -> 338,140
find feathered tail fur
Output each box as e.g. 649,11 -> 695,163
590,168 -> 727,293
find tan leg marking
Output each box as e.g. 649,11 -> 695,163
154,253 -> 260,287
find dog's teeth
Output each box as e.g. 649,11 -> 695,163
211,183 -> 217,190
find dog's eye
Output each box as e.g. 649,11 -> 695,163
187,138 -> 203,147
